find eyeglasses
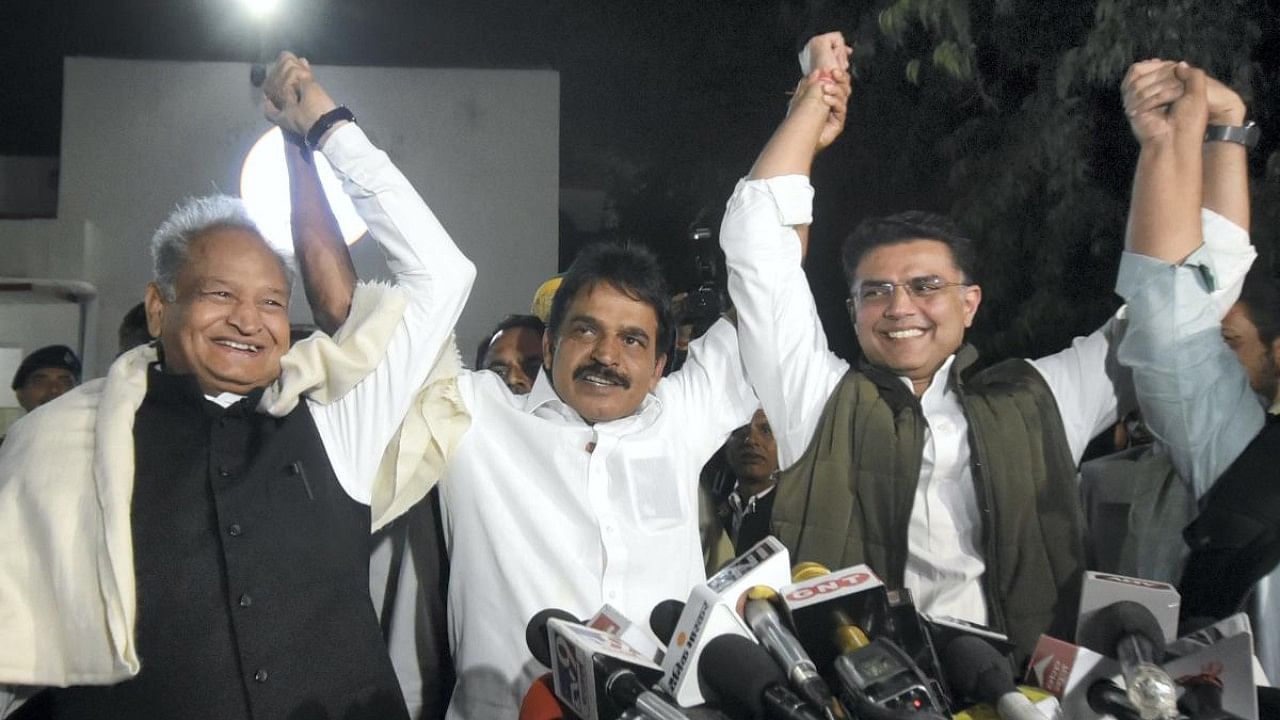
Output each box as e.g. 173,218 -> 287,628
851,276 -> 971,307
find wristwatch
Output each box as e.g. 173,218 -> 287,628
305,106 -> 356,152
1204,121 -> 1260,149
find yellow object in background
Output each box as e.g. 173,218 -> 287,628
951,685 -> 1057,719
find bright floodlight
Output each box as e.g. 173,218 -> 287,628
239,0 -> 280,18
239,127 -> 368,254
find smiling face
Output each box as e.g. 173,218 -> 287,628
849,239 -> 981,394
544,282 -> 667,424
144,226 -> 291,396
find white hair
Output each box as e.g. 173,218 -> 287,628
149,195 -> 294,301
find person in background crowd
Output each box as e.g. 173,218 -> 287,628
11,345 -> 80,413
474,314 -> 545,395
116,302 -> 152,357
708,408 -> 781,555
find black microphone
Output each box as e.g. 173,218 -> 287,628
1078,601 -> 1178,720
650,599 -> 686,645
1086,679 -> 1144,720
698,634 -> 826,720
1177,675 -> 1245,720
529,608 -> 582,666
940,636 -> 1047,720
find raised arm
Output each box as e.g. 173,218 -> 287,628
720,49 -> 853,467
262,52 -> 476,501
283,137 -> 357,334
1202,77 -> 1250,231
1122,60 -> 1206,263
1115,60 -> 1262,494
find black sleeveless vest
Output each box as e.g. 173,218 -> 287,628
1180,413 -> 1280,621
48,368 -> 408,720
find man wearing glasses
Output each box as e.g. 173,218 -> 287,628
719,35 -> 1254,659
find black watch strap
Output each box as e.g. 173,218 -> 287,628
305,106 -> 356,152
1204,121 -> 1260,149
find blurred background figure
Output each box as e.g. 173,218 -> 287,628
703,408 -> 781,560
116,302 -> 152,357
11,344 -> 81,413
474,314 -> 545,395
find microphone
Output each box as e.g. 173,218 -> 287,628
784,562 -> 946,715
1077,601 -> 1178,720
529,608 -> 583,668
1086,679 -> 1145,720
940,636 -> 1048,720
1077,572 -> 1179,646
659,537 -> 793,706
1177,675 -> 1245,720
526,609 -> 689,720
697,634 -> 826,720
741,586 -> 838,716
781,562 -> 895,670
649,599 -> 687,645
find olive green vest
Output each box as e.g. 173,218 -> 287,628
770,345 -> 1085,659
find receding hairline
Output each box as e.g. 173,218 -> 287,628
170,225 -> 292,296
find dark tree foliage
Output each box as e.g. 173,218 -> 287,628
853,0 -> 1280,361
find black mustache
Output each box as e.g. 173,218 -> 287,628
573,363 -> 630,388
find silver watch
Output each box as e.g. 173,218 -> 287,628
1204,121 -> 1260,149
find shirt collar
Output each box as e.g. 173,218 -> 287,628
894,353 -> 958,402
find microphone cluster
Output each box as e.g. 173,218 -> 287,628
521,543 -> 1258,720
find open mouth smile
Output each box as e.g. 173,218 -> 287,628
214,339 -> 263,354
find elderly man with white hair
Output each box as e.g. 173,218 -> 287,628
0,54 -> 474,719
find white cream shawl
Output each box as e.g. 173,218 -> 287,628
0,283 -> 468,687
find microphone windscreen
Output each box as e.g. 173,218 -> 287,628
941,635 -> 1015,703
526,608 -> 579,667
519,674 -> 572,720
1086,679 -> 1143,720
1077,600 -> 1166,659
697,634 -> 782,719
649,598 -> 686,644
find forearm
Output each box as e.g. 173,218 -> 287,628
1201,99 -> 1250,230
285,137 -> 357,334
748,107 -> 826,181
1125,135 -> 1203,263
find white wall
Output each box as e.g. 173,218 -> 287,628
0,57 -> 559,377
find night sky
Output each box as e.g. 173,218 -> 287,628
2,1 -> 803,179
